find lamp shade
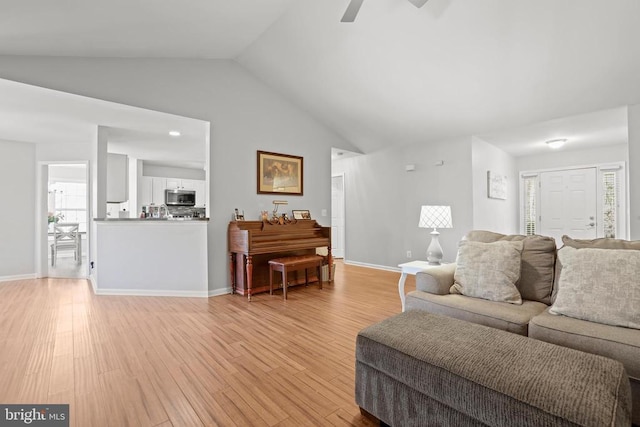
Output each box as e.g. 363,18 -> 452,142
418,206 -> 453,229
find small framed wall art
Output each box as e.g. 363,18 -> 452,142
487,171 -> 507,200
257,151 -> 303,195
292,210 -> 311,220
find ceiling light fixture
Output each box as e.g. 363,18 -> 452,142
169,130 -> 181,137
545,138 -> 567,149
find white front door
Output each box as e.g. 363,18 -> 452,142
539,167 -> 597,246
331,174 -> 345,259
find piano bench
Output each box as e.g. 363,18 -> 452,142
268,255 -> 324,300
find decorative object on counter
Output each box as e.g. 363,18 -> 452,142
261,210 -> 269,221
271,200 -> 288,221
234,208 -> 245,221
257,151 -> 303,195
292,210 -> 311,220
418,205 -> 453,265
144,204 -> 169,219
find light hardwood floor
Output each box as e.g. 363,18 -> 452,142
0,261 -> 415,426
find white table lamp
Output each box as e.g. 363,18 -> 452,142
418,205 -> 453,265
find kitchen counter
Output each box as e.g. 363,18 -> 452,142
93,219 -> 208,297
94,217 -> 209,221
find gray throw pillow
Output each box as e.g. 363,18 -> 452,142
550,246 -> 640,330
451,240 -> 523,305
466,230 -> 556,304
552,235 -> 640,303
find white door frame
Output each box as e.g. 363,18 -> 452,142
520,161 -> 628,240
37,160 -> 91,278
331,173 -> 346,259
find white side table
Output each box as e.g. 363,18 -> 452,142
398,261 -> 443,312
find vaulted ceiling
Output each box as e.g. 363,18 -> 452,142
1,0 -> 639,155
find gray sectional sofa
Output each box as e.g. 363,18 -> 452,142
405,230 -> 640,425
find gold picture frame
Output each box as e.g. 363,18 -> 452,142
257,151 -> 303,195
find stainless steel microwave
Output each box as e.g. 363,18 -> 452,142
165,189 -> 196,206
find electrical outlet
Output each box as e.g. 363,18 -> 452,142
406,251 -> 412,258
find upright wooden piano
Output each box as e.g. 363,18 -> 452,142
228,219 -> 332,300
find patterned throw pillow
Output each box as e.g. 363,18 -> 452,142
550,246 -> 640,329
450,240 -> 524,305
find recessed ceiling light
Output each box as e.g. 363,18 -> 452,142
545,138 -> 567,149
169,130 -> 181,137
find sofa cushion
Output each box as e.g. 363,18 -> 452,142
451,240 -> 523,304
530,309 -> 640,381
405,291 -> 547,336
550,246 -> 640,330
466,230 -> 556,304
552,235 -> 640,303
562,235 -> 640,250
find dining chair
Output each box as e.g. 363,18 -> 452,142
51,222 -> 81,266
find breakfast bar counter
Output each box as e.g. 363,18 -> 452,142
93,218 -> 209,297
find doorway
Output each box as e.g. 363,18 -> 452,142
331,174 -> 345,259
47,163 -> 89,278
520,163 -> 627,246
539,168 -> 597,244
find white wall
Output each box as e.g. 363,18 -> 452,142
49,164 -> 87,182
36,142 -> 91,163
332,136 -> 473,268
0,57 -> 358,291
143,164 -> 205,180
471,137 -> 518,234
516,143 -> 628,172
629,105 -> 640,240
0,140 -> 36,279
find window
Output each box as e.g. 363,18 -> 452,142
602,170 -> 617,238
522,175 -> 538,236
49,181 -> 87,232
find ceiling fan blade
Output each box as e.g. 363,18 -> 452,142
341,0 -> 364,22
407,0 -> 428,7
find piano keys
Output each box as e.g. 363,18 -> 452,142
228,219 -> 332,300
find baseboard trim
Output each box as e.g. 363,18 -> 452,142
343,260 -> 400,273
0,273 -> 37,283
89,274 -> 98,293
208,287 -> 233,297
94,288 -> 209,298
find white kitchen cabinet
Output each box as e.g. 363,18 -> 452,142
139,176 -> 205,206
166,178 -> 182,189
139,176 -> 166,206
139,176 -> 153,207
107,153 -> 128,203
152,177 -> 165,204
193,180 -> 206,207
166,178 -> 202,191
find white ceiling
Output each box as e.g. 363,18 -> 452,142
0,79 -> 208,169
1,0 -> 639,158
0,0 -> 297,58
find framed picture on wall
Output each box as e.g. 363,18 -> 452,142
487,171 -> 507,200
257,151 -> 303,195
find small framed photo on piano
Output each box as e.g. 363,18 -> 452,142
292,210 -> 311,220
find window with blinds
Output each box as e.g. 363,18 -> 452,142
522,176 -> 537,236
602,171 -> 617,238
